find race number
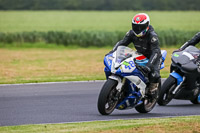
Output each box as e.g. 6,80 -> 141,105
122,61 -> 136,73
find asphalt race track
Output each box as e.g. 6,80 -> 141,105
0,80 -> 199,126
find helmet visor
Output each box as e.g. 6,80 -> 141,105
132,22 -> 149,34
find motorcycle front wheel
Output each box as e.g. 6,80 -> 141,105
97,79 -> 118,115
190,93 -> 200,104
157,76 -> 176,106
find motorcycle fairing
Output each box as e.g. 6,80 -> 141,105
172,46 -> 200,66
172,52 -> 194,65
116,95 -> 138,110
182,61 -> 198,72
104,51 -> 167,79
172,46 -> 200,73
125,75 -> 146,97
198,95 -> 200,103
161,50 -> 167,69
116,80 -> 143,110
104,49 -> 167,75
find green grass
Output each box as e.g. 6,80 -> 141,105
0,45 -> 108,84
0,116 -> 199,133
0,11 -> 200,32
0,44 -> 173,84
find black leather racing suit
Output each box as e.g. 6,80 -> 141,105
113,25 -> 162,83
180,32 -> 200,50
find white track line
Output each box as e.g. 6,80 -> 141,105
0,78 -> 167,87
0,80 -> 106,86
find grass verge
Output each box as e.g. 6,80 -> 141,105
0,44 -> 175,84
0,116 -> 199,133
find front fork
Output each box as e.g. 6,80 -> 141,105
108,75 -> 126,102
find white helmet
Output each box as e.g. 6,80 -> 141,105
132,13 -> 150,37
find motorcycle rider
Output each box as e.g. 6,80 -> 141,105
176,32 -> 200,51
108,13 -> 162,96
174,32 -> 200,71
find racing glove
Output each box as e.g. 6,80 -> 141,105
172,49 -> 182,54
141,65 -> 151,74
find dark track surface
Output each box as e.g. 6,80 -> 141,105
0,81 -> 199,126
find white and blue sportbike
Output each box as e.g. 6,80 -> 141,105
157,46 -> 200,106
97,46 -> 167,115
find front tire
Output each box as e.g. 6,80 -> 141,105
190,93 -> 200,104
157,76 -> 176,106
97,79 -> 118,115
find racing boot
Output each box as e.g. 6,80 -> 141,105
148,83 -> 159,98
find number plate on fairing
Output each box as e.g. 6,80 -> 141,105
121,58 -> 136,73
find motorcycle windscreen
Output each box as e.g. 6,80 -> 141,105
115,46 -> 133,68
184,46 -> 200,53
115,46 -> 145,68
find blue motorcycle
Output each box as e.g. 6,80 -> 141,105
97,46 -> 167,115
157,46 -> 200,106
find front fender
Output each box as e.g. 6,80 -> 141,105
109,75 -> 124,92
170,72 -> 183,85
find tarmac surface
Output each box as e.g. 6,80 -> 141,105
0,80 -> 199,126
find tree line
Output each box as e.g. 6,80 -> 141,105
0,0 -> 199,10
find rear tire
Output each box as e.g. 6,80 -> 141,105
157,76 -> 176,106
97,79 -> 118,115
135,79 -> 161,113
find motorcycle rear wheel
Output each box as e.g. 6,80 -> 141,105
97,79 -> 118,115
157,76 -> 176,106
135,79 -> 161,113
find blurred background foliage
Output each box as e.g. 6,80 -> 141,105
0,0 -> 199,47
0,0 -> 199,10
0,30 -> 197,47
